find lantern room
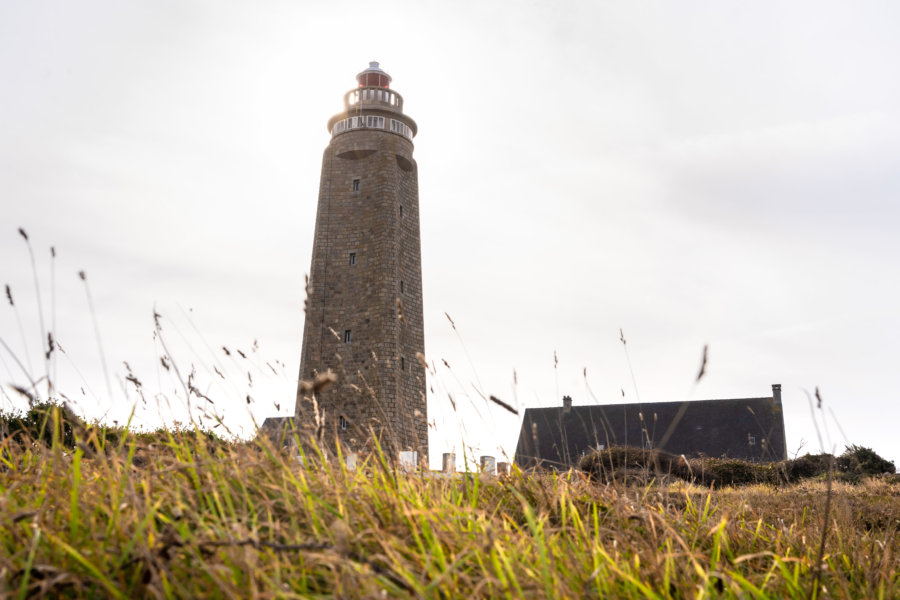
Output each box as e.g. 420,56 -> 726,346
331,62 -> 416,140
357,61 -> 392,88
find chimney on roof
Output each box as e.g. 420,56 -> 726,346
562,395 -> 572,412
772,384 -> 782,406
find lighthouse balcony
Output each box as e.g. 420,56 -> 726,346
331,115 -> 414,140
344,87 -> 404,111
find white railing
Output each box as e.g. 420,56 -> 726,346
389,119 -> 413,139
332,116 -> 413,140
345,87 -> 404,110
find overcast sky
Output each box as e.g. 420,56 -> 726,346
2,0 -> 899,468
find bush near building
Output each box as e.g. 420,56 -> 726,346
578,444 -> 895,486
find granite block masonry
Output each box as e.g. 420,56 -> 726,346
294,62 -> 427,461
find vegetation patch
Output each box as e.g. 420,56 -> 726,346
1,405 -> 899,598
578,445 -> 895,487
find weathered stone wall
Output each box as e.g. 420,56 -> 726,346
296,122 -> 427,461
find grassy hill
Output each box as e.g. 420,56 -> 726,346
1,404 -> 898,598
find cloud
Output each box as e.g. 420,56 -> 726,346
656,112 -> 900,232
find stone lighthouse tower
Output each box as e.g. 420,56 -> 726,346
295,62 -> 427,461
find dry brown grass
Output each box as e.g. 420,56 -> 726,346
1,407 -> 898,599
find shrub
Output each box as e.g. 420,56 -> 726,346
780,453 -> 833,482
578,446 -> 691,482
697,458 -> 775,486
0,401 -> 80,448
578,444 -> 897,487
837,445 -> 896,478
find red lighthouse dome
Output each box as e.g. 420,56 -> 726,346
356,61 -> 392,88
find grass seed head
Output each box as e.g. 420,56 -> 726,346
298,370 -> 337,395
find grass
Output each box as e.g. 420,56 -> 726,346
1,406 -> 898,598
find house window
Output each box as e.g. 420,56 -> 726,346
748,435 -> 756,446
339,416 -> 348,431
344,330 -> 352,343
644,440 -> 653,450
349,252 -> 356,266
352,179 -> 360,192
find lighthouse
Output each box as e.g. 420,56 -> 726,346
295,62 -> 427,461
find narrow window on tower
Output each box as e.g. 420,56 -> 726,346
344,330 -> 352,343
352,179 -> 360,192
400,280 -> 404,293
399,205 -> 403,217
349,252 -> 356,266
400,356 -> 406,371
339,416 -> 348,431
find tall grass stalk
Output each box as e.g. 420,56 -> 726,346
77,270 -> 112,402
18,229 -> 47,393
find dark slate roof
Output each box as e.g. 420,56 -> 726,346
514,392 -> 787,469
260,416 -> 294,431
258,416 -> 297,446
